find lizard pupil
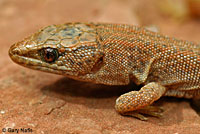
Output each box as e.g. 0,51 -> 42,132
41,47 -> 59,63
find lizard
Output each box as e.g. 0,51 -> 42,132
9,22 -> 200,120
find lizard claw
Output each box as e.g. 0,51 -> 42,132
121,106 -> 164,121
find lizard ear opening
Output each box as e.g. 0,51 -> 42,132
91,53 -> 104,73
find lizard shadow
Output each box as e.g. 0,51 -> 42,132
41,77 -> 138,109
41,77 -> 192,126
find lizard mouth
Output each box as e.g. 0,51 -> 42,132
9,45 -> 48,70
9,44 -> 39,66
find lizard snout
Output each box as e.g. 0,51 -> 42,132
9,44 -> 21,56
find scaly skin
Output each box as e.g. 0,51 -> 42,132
9,22 -> 200,120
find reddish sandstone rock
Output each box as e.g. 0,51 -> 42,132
0,0 -> 200,133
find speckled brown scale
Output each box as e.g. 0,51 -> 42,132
9,22 -> 200,120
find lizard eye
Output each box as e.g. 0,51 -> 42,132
41,47 -> 59,63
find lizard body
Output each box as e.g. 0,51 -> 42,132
9,22 -> 200,120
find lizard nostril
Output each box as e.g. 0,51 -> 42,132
9,44 -> 21,56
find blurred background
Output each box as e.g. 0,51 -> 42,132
0,0 -> 200,133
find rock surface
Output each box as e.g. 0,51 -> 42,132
0,0 -> 200,133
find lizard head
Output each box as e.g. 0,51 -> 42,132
9,23 -> 104,79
